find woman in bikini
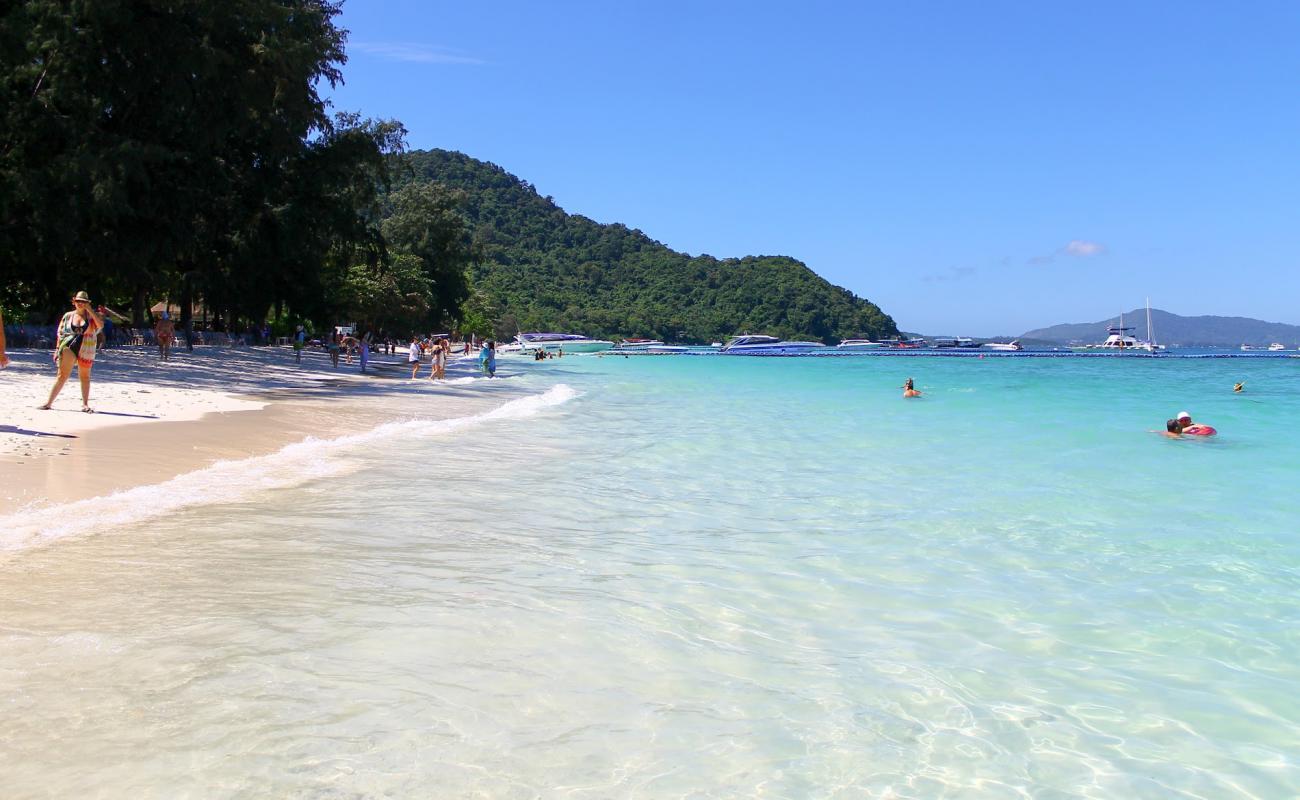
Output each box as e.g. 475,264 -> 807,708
154,311 -> 176,361
41,291 -> 104,412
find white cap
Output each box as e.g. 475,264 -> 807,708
1176,411 -> 1191,420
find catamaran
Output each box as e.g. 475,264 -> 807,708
1134,300 -> 1166,352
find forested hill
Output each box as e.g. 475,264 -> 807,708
397,150 -> 896,343
1022,308 -> 1300,347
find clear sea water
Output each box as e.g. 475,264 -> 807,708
3,353 -> 1299,798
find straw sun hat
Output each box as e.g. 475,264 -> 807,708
72,290 -> 91,303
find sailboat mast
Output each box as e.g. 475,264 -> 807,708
1146,298 -> 1153,346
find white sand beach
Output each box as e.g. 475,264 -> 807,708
1,343 -> 498,509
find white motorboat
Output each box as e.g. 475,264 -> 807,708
515,332 -> 614,353
720,334 -> 828,355
1269,343 -> 1286,351
875,337 -> 928,349
982,340 -> 1023,351
932,337 -> 981,349
837,339 -> 885,350
612,338 -> 666,351
1241,344 -> 1258,352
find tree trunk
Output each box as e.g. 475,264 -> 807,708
132,285 -> 146,328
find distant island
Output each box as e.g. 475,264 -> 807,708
1022,308 -> 1300,348
397,150 -> 897,344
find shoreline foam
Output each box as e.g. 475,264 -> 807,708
0,383 -> 575,552
1,344 -> 526,509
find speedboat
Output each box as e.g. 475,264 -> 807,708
1241,344 -> 1258,352
1269,343 -> 1286,351
837,339 -> 885,350
875,337 -> 928,349
515,332 -> 614,354
982,340 -> 1022,351
720,335 -> 828,355
613,338 -> 666,351
932,337 -> 981,349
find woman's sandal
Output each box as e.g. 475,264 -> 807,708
81,406 -> 95,413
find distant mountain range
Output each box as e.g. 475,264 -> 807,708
1022,309 -> 1300,347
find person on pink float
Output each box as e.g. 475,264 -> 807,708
1175,410 -> 1216,436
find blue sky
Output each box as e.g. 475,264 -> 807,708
327,1 -> 1300,335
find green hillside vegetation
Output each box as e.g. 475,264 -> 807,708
1023,309 -> 1300,348
397,150 -> 897,344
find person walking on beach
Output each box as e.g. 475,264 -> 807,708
903,378 -> 922,398
40,291 -> 104,412
479,340 -> 496,377
293,325 -> 305,363
154,311 -> 175,361
328,332 -> 341,367
409,335 -> 423,378
429,337 -> 448,380
359,334 -> 370,373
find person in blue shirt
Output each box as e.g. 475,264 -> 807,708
479,340 -> 496,377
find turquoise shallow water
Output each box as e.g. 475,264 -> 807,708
2,354 -> 1299,797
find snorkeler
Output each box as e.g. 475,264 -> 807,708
902,378 -> 922,398
1233,382 -> 1244,393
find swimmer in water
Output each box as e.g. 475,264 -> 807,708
902,378 -> 922,398
1233,382 -> 1244,393
1175,410 -> 1216,436
1163,419 -> 1182,438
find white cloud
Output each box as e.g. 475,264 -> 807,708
1064,240 -> 1105,257
351,42 -> 485,65
1027,240 -> 1107,266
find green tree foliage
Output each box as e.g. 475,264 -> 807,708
380,182 -> 476,328
338,254 -> 431,333
396,150 -> 898,343
0,0 -> 403,331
